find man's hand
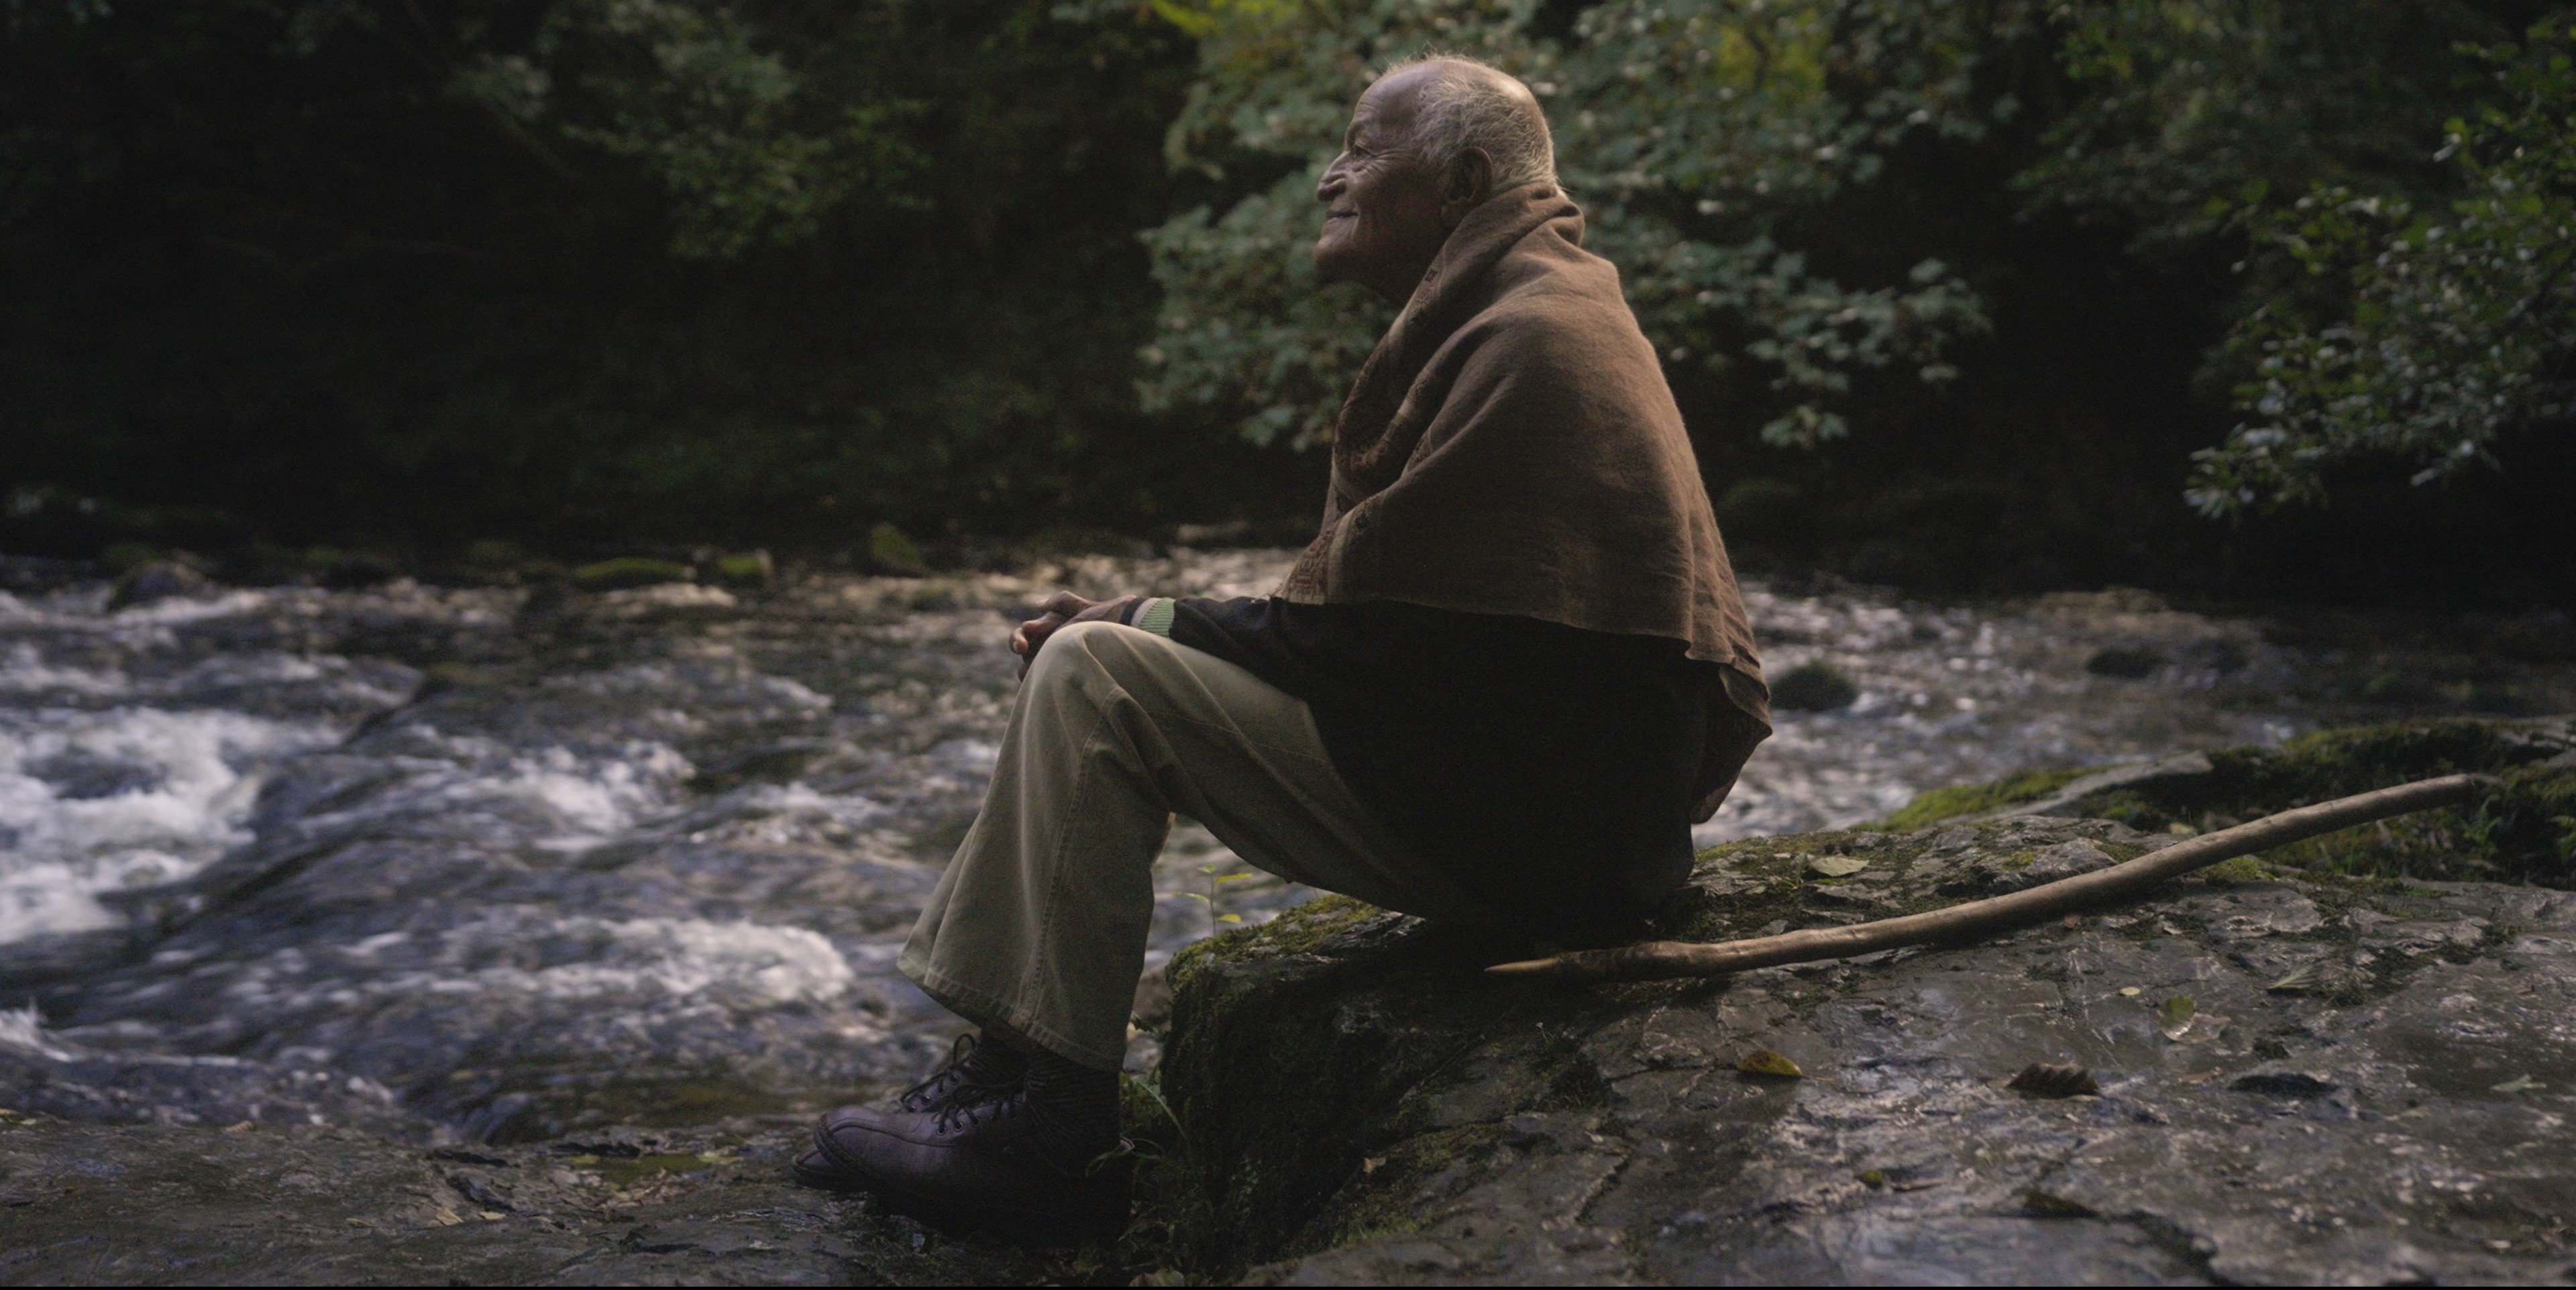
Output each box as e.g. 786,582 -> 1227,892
1012,591 -> 1142,678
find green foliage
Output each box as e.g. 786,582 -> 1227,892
2019,0 -> 2514,246
4,0 -> 2567,578
2192,19 -> 2576,515
1140,0 -> 2564,525
1138,0 -> 1996,448
471,0 -> 928,258
1139,171 -> 1391,447
0,0 -> 1272,553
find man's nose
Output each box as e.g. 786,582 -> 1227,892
1316,155 -> 1350,203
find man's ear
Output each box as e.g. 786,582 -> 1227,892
1440,147 -> 1495,227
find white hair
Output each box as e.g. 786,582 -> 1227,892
1381,55 -> 1557,192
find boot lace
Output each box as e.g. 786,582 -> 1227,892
899,1033 -> 1024,1115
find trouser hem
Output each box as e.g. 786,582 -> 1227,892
900,958 -> 1128,1073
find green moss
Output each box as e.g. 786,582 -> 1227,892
1151,894 -> 1456,1279
2196,855 -> 2277,883
1656,828 -> 1980,943
1180,894 -> 1386,974
1882,765 -> 2100,830
2066,720 -> 2576,885
1320,1124 -> 1503,1249
570,557 -> 692,591
707,549 -> 773,588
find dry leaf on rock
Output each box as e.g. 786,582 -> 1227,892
1737,1049 -> 1805,1078
2157,994 -> 2197,1039
1808,855 -> 1870,878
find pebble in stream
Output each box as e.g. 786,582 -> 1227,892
0,553 -> 2567,1143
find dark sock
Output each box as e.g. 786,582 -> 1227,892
1022,1050 -> 1121,1154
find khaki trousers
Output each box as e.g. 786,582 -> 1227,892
899,621 -> 1499,1069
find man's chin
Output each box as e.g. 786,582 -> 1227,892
1311,241 -> 1356,284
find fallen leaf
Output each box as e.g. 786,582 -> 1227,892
1216,914 -> 1243,924
1738,1049 -> 1805,1078
433,1206 -> 464,1227
2117,986 -> 2141,998
1854,1168 -> 1888,1187
1360,1157 -> 1387,1175
2265,963 -> 2314,991
479,1211 -> 507,1221
2492,1075 -> 2540,1093
2006,1063 -> 2102,1097
2157,995 -> 2197,1040
1809,855 -> 1869,878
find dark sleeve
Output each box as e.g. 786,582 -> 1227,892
1158,596 -> 1344,705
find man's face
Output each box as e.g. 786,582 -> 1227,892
1313,68 -> 1454,304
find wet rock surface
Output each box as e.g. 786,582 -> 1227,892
1161,810 -> 2576,1285
0,1116 -> 1046,1285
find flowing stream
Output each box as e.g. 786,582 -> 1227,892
0,550 -> 2566,1141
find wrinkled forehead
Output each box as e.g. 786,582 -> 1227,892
1349,66 -> 1437,141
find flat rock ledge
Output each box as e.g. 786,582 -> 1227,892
1159,814 -> 2576,1285
0,1120 -> 1048,1285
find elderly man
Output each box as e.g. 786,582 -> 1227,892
794,54 -> 1770,1237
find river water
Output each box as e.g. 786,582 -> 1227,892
0,550 -> 2566,1141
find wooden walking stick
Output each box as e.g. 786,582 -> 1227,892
1487,773 -> 2489,985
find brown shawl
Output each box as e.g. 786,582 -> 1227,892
1279,184 -> 1770,820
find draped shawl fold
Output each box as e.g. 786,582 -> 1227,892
1277,184 -> 1770,820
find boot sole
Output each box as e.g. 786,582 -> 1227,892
804,1126 -> 1129,1244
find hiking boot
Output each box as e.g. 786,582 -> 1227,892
896,1032 -> 1028,1114
804,1049 -> 1130,1241
792,1031 -> 1028,1191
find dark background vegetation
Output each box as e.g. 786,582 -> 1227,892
3,0 -> 2569,606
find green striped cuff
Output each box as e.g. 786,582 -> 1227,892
1132,597 -> 1177,636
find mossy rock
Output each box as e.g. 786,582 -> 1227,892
570,557 -> 694,592
106,559 -> 214,608
1156,800 -> 2576,1283
2084,643 -> 2166,678
1881,765 -> 2100,830
1771,660 -> 1859,711
1887,717 -> 2576,885
1154,896 -> 1583,1277
2068,718 -> 2575,882
1151,719 -> 2576,1283
868,523 -> 928,576
706,549 -> 775,589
